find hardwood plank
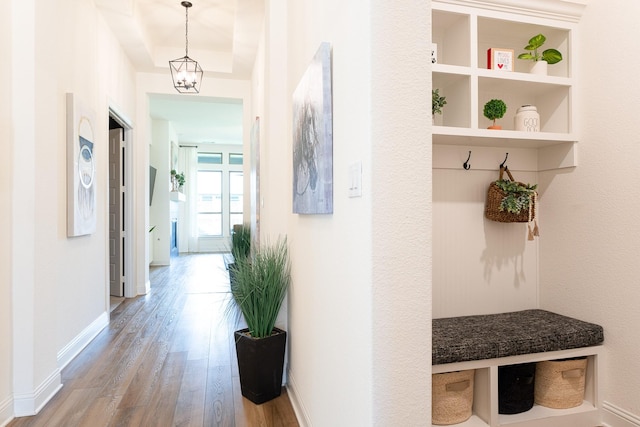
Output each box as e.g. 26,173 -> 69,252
138,351 -> 188,426
35,387 -> 101,427
173,358 -> 207,427
76,395 -> 121,427
204,364 -> 235,427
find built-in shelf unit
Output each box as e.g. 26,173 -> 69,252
431,2 -> 594,426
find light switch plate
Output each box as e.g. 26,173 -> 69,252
348,161 -> 362,198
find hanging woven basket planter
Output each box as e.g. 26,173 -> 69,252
485,166 -> 540,240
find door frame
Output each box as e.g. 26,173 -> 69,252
108,105 -> 135,298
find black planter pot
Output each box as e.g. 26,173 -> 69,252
234,327 -> 287,404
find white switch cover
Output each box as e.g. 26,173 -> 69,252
348,161 -> 362,198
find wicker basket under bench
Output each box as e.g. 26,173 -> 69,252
432,310 -> 604,427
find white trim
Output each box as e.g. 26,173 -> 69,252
0,395 -> 13,427
13,370 -> 62,417
603,402 -> 640,427
138,279 -> 151,295
286,370 -> 311,427
57,311 -> 109,370
433,0 -> 587,22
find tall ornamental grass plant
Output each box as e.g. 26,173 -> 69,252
229,237 -> 290,339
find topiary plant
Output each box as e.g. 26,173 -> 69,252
483,99 -> 507,129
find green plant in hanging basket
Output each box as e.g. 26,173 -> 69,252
494,179 -> 537,214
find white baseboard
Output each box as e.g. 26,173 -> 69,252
57,311 -> 109,370
0,395 -> 13,427
286,370 -> 311,427
13,369 -> 62,417
603,401 -> 640,427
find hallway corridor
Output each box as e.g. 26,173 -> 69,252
8,254 -> 298,427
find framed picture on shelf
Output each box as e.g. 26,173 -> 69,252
487,48 -> 514,71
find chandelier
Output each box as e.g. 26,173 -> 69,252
169,1 -> 203,93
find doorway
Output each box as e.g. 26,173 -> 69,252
108,112 -> 133,298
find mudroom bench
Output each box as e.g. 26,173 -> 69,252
432,309 -> 604,427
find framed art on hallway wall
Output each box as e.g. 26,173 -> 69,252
66,93 -> 97,237
292,42 -> 334,214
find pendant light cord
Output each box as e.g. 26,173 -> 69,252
184,4 -> 189,57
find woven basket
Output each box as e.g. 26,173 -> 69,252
498,363 -> 536,414
534,358 -> 587,409
432,370 -> 475,425
485,167 -> 536,224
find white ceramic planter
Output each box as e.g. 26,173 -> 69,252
529,60 -> 548,75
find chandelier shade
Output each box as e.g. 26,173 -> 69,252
169,1 -> 203,93
169,56 -> 203,93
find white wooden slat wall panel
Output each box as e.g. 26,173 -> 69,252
433,168 -> 539,318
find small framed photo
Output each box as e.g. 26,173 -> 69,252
487,48 -> 514,71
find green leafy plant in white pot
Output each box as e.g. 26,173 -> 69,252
228,237 -> 291,404
518,33 -> 562,75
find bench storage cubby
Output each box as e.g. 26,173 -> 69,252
432,310 -> 604,427
432,369 -> 476,425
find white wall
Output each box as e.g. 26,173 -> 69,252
539,0 -> 640,423
0,1 -> 13,422
149,120 -> 175,265
433,166 -> 539,318
255,1 -> 432,425
6,0 -> 137,420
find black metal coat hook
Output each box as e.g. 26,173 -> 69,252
500,152 -> 509,169
463,151 -> 472,170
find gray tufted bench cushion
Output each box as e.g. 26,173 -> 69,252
433,309 -> 604,365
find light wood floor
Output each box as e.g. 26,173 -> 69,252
8,253 -> 299,427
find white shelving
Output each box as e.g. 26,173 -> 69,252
432,346 -> 602,427
432,0 -> 586,170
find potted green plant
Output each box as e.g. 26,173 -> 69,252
228,237 -> 291,404
231,223 -> 251,261
483,99 -> 507,130
517,33 -> 562,75
494,179 -> 537,215
432,88 -> 447,123
170,169 -> 185,191
227,223 -> 251,283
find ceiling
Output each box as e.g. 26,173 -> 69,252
96,0 -> 265,145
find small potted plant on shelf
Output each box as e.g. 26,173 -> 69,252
517,33 -> 562,75
432,88 -> 447,124
227,237 -> 291,404
483,99 -> 507,130
170,169 -> 185,192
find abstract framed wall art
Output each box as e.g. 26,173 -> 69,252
66,93 -> 97,236
292,42 -> 333,214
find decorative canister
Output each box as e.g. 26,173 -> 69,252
514,105 -> 540,132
